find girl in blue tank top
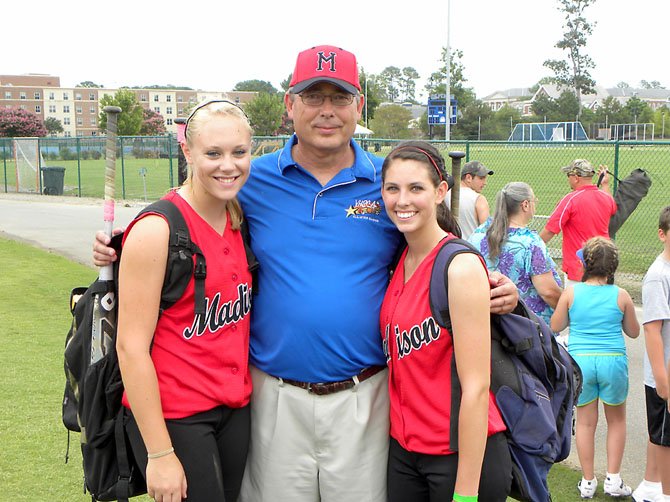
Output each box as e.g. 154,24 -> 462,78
551,236 -> 640,499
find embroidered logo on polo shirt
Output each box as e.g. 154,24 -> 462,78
345,199 -> 381,218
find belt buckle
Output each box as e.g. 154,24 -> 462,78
307,383 -> 329,395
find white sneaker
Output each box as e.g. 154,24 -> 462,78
632,480 -> 663,502
579,477 -> 598,499
604,476 -> 632,497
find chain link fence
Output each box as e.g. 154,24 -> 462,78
2,136 -> 668,298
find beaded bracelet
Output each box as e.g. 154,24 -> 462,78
147,446 -> 174,459
453,492 -> 478,502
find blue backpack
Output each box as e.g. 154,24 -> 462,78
428,237 -> 582,502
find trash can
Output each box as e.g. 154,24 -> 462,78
41,166 -> 66,195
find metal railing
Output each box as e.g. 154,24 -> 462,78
2,136 -> 669,296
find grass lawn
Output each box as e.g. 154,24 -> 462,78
0,236 -> 585,501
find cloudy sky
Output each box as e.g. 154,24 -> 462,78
5,0 -> 668,99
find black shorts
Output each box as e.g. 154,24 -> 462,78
644,385 -> 670,446
387,432 -> 512,502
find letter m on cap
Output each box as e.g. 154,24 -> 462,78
316,51 -> 337,72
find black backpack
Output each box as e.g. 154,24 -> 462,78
62,198 -> 257,501
428,237 -> 582,502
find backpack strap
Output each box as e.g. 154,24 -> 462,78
240,219 -> 259,292
428,237 -> 487,452
135,199 -> 207,316
429,237 -> 484,331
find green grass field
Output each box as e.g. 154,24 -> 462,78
0,236 -> 589,501
3,140 -> 668,284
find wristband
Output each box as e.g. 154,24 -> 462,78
147,446 -> 174,459
453,492 -> 478,502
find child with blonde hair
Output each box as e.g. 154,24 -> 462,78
551,236 -> 639,499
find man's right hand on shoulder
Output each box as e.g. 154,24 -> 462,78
93,227 -> 125,266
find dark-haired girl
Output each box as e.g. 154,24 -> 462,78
379,141 -> 512,502
551,236 -> 639,498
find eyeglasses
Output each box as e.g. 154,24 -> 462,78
298,92 -> 355,107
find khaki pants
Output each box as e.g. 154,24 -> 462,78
240,366 -> 389,502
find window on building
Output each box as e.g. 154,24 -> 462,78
20,105 -> 27,110
177,96 -> 183,102
89,93 -> 95,100
63,105 -> 70,113
49,105 -> 56,113
64,117 -> 71,125
154,107 -> 160,114
166,107 -> 172,115
63,92 -> 69,100
20,92 -> 26,100
77,118 -> 83,126
90,106 -> 96,113
75,93 -> 82,100
154,95 -> 159,102
65,131 -> 71,137
76,106 -> 82,114
167,118 -> 173,126
91,131 -> 97,136
35,105 -> 41,113
91,118 -> 97,126
140,94 -> 147,102
4,92 -> 10,99
167,95 -> 172,102
34,92 -> 41,99
49,92 -> 55,100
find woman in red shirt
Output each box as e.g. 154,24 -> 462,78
117,100 -> 253,502
380,141 -> 512,502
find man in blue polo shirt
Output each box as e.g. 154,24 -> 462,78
93,44 -> 519,502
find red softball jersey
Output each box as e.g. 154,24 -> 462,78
121,190 -> 252,418
380,236 -> 505,455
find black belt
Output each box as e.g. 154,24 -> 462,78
278,365 -> 385,395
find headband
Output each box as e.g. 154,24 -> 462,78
184,99 -> 249,137
392,146 -> 445,182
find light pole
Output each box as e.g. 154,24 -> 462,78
445,0 -> 451,142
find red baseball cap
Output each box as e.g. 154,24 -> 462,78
289,45 -> 361,95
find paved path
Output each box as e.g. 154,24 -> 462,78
0,191 -> 652,489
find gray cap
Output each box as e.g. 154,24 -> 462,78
561,159 -> 595,177
461,160 -> 493,178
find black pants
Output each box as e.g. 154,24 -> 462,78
125,404 -> 250,502
387,432 -> 512,502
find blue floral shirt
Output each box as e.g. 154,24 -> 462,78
468,220 -> 563,326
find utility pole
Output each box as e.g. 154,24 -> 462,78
445,0 -> 451,142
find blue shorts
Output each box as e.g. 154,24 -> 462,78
572,354 -> 629,406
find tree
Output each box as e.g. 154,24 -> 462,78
400,67 -> 420,103
623,96 -> 653,124
140,108 -> 167,136
543,0 -> 597,114
234,80 -> 278,94
594,96 -> 625,125
0,108 -> 47,137
640,80 -> 665,89
44,117 -> 64,136
244,92 -> 284,136
531,93 -> 560,120
556,90 -> 581,120
424,48 -> 477,139
360,69 -> 383,123
378,66 -> 402,102
98,89 -> 144,136
616,81 -> 631,89
450,100 -> 494,140
369,104 -> 414,139
280,74 -> 292,92
76,81 -> 103,88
